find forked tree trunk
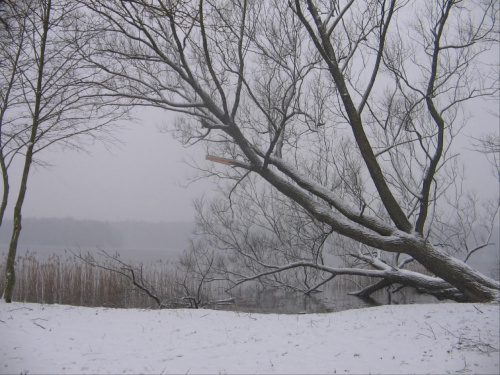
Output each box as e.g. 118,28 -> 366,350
4,0 -> 50,303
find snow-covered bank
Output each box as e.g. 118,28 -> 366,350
1,302 -> 498,374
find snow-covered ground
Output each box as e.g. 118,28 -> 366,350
1,301 -> 498,374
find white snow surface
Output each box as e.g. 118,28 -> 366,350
1,301 -> 499,374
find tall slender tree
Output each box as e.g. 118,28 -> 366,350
1,0 -> 125,302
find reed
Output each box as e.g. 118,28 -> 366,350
0,252 -> 183,308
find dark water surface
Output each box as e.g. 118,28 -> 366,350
216,284 -> 446,314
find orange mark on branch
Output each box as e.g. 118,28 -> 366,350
206,154 -> 238,166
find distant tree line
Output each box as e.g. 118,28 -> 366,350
0,217 -> 194,249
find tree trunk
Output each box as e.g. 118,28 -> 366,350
258,164 -> 499,302
410,241 -> 500,302
0,156 -> 8,227
3,213 -> 20,302
4,0 -> 50,303
3,140 -> 36,303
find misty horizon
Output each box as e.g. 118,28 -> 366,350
4,109 -> 214,224
0,218 -> 195,262
0,216 -> 498,281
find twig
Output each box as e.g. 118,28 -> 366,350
455,356 -> 468,374
31,320 -> 46,330
472,305 -> 483,314
8,307 -> 33,312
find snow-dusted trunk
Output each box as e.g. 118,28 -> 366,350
277,180 -> 499,303
239,150 -> 500,302
409,242 -> 500,302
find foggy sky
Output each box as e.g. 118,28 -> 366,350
3,99 -> 499,224
6,108 -> 211,223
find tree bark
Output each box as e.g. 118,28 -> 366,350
4,0 -> 50,303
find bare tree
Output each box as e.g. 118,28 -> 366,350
80,0 -> 499,302
1,0 -> 126,303
74,247 -> 234,309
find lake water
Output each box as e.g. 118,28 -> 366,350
213,282 -> 446,314
0,244 -> 472,314
0,244 -> 184,263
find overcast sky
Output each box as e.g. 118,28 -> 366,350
3,97 -> 499,225
6,108 -> 211,223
